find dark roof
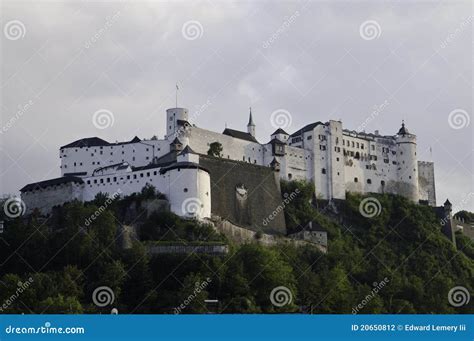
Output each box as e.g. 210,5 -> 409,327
61,137 -> 110,149
290,122 -> 323,137
248,108 -> 255,126
170,137 -> 183,145
61,136 -> 141,149
444,199 -> 452,206
179,145 -> 197,155
159,162 -> 210,175
271,128 -> 289,135
222,128 -> 258,143
397,122 -> 409,135
21,176 -> 84,192
63,172 -> 87,177
177,119 -> 191,126
268,138 -> 286,145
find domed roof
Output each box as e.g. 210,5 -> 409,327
397,121 -> 409,135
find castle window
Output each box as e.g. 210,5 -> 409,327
384,159 -> 389,163
87,180 -> 91,184
122,151 -> 124,154
343,140 -> 345,146
100,179 -> 104,184
140,173 -> 144,178
133,174 -> 137,179
146,172 -> 150,177
307,135 -> 312,140
356,142 -> 359,148
92,162 -> 95,165
91,153 -> 94,157
100,146 -> 103,149
409,176 -> 412,179
94,179 -> 97,184
322,168 -> 326,174
100,151 -> 103,155
381,180 -> 385,186
367,179 -> 372,184
146,157 -> 149,160
74,162 -> 76,166
371,145 -> 375,150
133,157 -> 135,161
113,177 -> 117,182
106,178 -> 110,183
352,141 -> 355,147
146,148 -> 149,151
336,157 -> 340,162
153,171 -> 157,176
243,156 -> 245,161
97,162 -> 100,164
355,152 -> 360,159
127,175 -> 130,180
336,137 -> 339,144
354,177 -> 358,183
361,144 -> 364,149
183,188 -> 188,193
288,173 -> 293,180
64,165 -> 67,168
80,162 -> 82,166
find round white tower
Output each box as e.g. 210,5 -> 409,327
161,162 -> 211,220
395,121 -> 419,202
166,108 -> 189,140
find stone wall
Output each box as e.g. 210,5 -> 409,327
211,218 -> 327,253
199,155 -> 286,235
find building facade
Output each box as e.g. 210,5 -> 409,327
20,106 -> 436,221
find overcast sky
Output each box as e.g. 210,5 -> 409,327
1,0 -> 472,212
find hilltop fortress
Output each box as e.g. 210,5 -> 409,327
20,106 -> 436,233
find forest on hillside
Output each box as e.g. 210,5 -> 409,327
0,183 -> 473,314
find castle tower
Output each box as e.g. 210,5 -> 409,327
166,108 -> 189,140
247,107 -> 256,137
395,121 -> 419,202
441,199 -> 456,247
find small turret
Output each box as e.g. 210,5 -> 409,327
444,199 -> 452,212
247,107 -> 256,137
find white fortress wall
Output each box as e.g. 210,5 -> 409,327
60,139 -> 170,176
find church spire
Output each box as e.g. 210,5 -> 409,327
247,107 -> 256,137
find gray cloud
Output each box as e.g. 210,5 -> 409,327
1,0 -> 472,211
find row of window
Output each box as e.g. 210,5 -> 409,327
86,171 -> 159,184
